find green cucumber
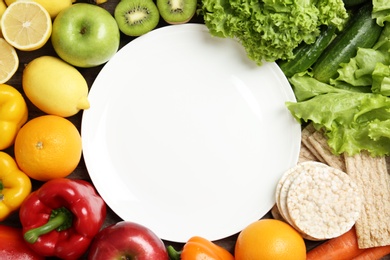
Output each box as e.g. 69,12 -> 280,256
278,25 -> 337,78
312,3 -> 383,83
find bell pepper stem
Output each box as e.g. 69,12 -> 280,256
24,207 -> 73,244
167,245 -> 181,260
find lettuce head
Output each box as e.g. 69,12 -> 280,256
199,0 -> 348,65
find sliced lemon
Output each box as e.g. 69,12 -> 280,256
1,0 -> 52,51
0,38 -> 19,84
0,0 -> 6,38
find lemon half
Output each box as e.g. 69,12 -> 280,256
0,38 -> 19,84
1,0 -> 52,51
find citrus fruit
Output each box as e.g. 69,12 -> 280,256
1,0 -> 52,51
0,0 -> 3,38
14,115 -> 82,181
5,0 -> 72,18
235,219 -> 306,260
0,0 -> 6,18
23,56 -> 90,117
0,38 -> 18,84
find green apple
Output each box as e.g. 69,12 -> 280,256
51,3 -> 120,68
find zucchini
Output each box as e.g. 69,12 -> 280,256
312,3 -> 383,83
278,25 -> 337,78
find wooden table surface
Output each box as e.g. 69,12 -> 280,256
1,0 -> 367,258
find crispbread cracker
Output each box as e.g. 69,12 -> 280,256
308,130 -> 346,172
298,142 -> 319,163
286,162 -> 362,240
301,124 -> 325,163
344,151 -> 390,248
387,157 -> 390,172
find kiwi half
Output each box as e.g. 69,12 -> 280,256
157,0 -> 197,24
114,0 -> 160,37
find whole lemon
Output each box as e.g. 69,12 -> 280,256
5,0 -> 72,18
235,219 -> 306,260
23,56 -> 90,117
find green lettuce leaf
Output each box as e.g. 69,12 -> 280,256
369,119 -> 390,140
332,48 -> 390,87
199,0 -> 348,64
290,72 -> 369,101
372,62 -> 390,96
373,0 -> 390,26
286,77 -> 390,156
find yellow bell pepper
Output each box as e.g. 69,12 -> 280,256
0,84 -> 28,150
0,151 -> 32,221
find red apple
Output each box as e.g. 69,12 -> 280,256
87,221 -> 169,260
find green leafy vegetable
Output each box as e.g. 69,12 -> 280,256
372,63 -> 390,96
369,119 -> 390,140
286,74 -> 390,156
290,72 -> 369,102
331,48 -> 390,87
373,0 -> 390,26
199,0 -> 348,65
285,14 -> 390,157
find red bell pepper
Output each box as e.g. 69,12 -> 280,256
19,178 -> 106,259
0,225 -> 44,260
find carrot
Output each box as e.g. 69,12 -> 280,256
352,245 -> 390,260
306,226 -> 365,260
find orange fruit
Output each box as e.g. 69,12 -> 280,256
14,115 -> 82,181
235,219 -> 306,260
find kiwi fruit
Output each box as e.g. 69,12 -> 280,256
157,0 -> 197,24
114,0 -> 160,37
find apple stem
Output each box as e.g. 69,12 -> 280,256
167,245 -> 181,260
80,27 -> 87,35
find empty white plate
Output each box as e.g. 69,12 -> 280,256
81,24 -> 301,243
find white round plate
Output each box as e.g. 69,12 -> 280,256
81,24 -> 301,243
